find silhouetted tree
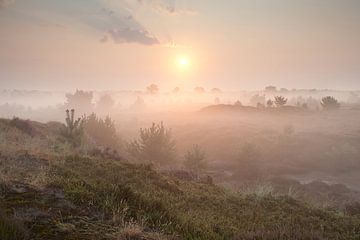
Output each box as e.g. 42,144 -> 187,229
265,86 -> 277,92
321,96 -> 340,110
214,97 -> 220,104
266,99 -> 274,108
274,96 -> 287,107
194,87 -> 205,94
211,88 -> 222,94
96,94 -> 115,112
65,90 -> 93,113
131,96 -> 146,111
250,94 -> 265,107
184,144 -> 207,173
147,84 -> 159,95
234,100 -> 243,106
127,122 -> 176,165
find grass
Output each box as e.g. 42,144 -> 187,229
0,211 -> 28,240
1,118 -> 360,239
47,155 -> 360,240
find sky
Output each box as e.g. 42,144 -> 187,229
0,0 -> 360,91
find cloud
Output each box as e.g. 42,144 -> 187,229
108,27 -> 159,45
98,6 -> 160,45
0,0 -> 14,8
136,0 -> 196,15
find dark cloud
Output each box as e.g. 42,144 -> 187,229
108,28 -> 159,45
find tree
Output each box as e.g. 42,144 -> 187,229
60,109 -> 85,147
321,96 -> 340,110
147,84 -> 159,95
266,99 -> 274,108
250,94 -> 265,107
234,100 -> 242,106
127,122 -> 176,165
172,87 -> 180,94
210,88 -> 222,94
194,87 -> 205,94
131,96 -> 146,111
65,90 -> 93,114
96,94 -> 115,112
265,86 -> 277,92
274,96 -> 287,107
184,144 -> 207,173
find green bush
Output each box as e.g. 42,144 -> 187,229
127,122 -> 176,166
83,113 -> 120,149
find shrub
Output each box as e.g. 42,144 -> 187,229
266,99 -> 274,108
9,117 -> 34,136
184,144 -> 207,173
59,109 -> 84,148
127,122 -> 176,165
321,96 -> 340,110
274,96 -> 287,107
83,113 -> 120,149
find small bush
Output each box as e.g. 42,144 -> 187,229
83,113 -> 120,149
274,96 -> 288,107
127,122 -> 176,166
59,109 -> 84,148
321,96 -> 340,110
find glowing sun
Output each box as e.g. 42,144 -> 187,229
176,55 -> 191,71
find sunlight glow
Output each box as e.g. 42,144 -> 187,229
176,55 -> 191,71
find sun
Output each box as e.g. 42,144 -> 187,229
176,55 -> 191,71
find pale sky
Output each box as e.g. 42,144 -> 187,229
0,0 -> 359,91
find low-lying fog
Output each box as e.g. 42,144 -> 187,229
2,87 -> 360,191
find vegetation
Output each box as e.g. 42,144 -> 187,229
147,84 -> 159,95
96,94 -> 115,112
65,90 -> 93,113
266,99 -> 274,108
1,118 -> 360,239
0,211 -> 28,240
321,96 -> 340,110
274,96 -> 288,107
127,122 -> 176,165
83,113 -> 120,149
59,109 -> 84,147
184,144 -> 207,173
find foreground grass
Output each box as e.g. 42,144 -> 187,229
47,155 -> 360,240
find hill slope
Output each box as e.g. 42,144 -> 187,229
1,118 -> 360,239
